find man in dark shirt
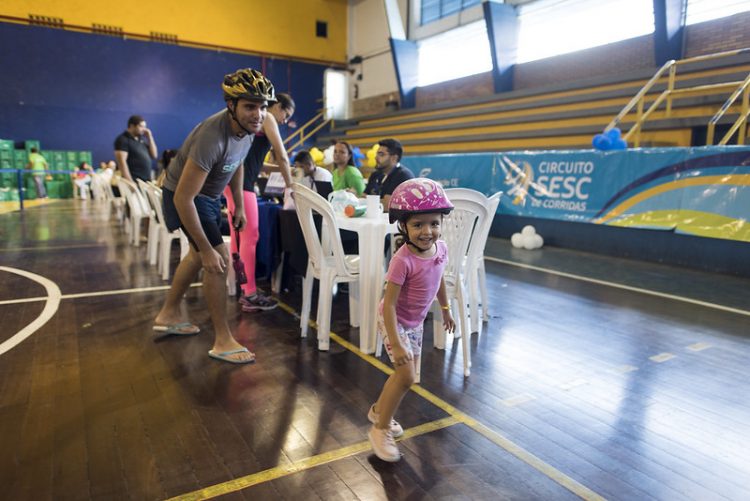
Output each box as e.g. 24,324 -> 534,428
114,115 -> 158,182
364,138 -> 414,210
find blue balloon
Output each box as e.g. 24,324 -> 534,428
606,127 -> 622,140
592,134 -> 611,150
351,146 -> 365,167
611,138 -> 628,150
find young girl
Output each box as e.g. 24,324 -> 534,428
368,178 -> 456,462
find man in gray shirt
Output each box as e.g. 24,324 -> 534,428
153,68 -> 275,364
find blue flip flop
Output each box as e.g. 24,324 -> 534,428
152,322 -> 200,336
208,347 -> 256,364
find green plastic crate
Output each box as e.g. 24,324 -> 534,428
66,151 -> 78,162
1,173 -> 15,187
0,140 -> 13,153
24,140 -> 41,152
25,178 -> 37,199
47,180 -> 73,199
14,150 -> 28,169
79,151 -> 93,165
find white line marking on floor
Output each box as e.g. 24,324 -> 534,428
609,364 -> 639,374
649,353 -> 676,363
501,393 -> 536,407
484,256 -> 750,317
559,378 -> 588,390
686,342 -> 712,352
0,266 -> 61,356
0,283 -> 203,306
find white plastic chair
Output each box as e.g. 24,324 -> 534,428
433,196 -> 486,377
105,177 -> 125,224
474,192 -> 501,329
445,188 -> 502,335
137,179 -> 161,265
141,184 -> 189,280
117,177 -> 150,247
293,182 -> 360,351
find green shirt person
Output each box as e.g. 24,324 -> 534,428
26,147 -> 48,198
331,141 -> 364,196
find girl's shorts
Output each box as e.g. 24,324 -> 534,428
377,310 -> 424,361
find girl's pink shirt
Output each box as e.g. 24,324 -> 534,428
381,240 -> 448,328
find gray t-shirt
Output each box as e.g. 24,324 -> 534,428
163,109 -> 253,199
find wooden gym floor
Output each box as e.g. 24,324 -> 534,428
1,199 -> 748,500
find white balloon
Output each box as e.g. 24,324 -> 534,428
323,145 -> 335,165
533,234 -> 544,249
521,225 -> 536,237
511,233 -> 523,248
522,233 -> 536,250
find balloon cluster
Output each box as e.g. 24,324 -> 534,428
309,147 -> 325,165
352,146 -> 365,167
511,225 -> 544,250
592,128 -> 627,151
364,144 -> 379,168
308,144 -> 367,168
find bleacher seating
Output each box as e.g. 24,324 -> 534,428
320,52 -> 750,158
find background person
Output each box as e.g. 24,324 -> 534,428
114,114 -> 158,182
26,147 -> 48,199
364,138 -> 414,210
72,161 -> 94,199
331,140 -> 365,196
153,67 -> 275,364
295,150 -> 332,191
224,92 -> 295,312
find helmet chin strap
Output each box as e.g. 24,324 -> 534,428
226,100 -> 255,137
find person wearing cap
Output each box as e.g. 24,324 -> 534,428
153,68 -> 274,364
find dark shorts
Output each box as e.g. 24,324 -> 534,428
162,188 -> 224,250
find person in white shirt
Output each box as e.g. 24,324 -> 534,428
294,150 -> 332,191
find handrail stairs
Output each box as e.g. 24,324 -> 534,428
605,48 -> 750,147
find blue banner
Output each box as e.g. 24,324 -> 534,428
405,146 -> 750,243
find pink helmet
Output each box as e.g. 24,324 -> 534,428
388,178 -> 453,223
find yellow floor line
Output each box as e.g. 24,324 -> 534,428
167,417 -> 459,501
276,301 -> 604,501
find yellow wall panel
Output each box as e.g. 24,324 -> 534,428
1,0 -> 347,63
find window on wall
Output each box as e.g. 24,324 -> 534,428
686,0 -> 750,24
517,0 -> 655,63
421,0 -> 482,25
417,20 -> 492,86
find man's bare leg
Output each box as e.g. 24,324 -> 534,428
203,244 -> 254,362
154,247 -> 202,333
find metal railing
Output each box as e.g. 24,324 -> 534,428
604,48 -> 750,147
284,107 -> 334,152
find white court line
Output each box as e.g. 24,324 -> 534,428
0,266 -> 61,356
0,283 -> 203,306
485,256 -> 750,318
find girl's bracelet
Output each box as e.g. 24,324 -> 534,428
440,305 -> 450,311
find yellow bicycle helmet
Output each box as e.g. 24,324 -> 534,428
222,68 -> 275,102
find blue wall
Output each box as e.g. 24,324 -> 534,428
0,22 -> 326,164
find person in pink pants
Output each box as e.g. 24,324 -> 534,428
224,93 -> 295,311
